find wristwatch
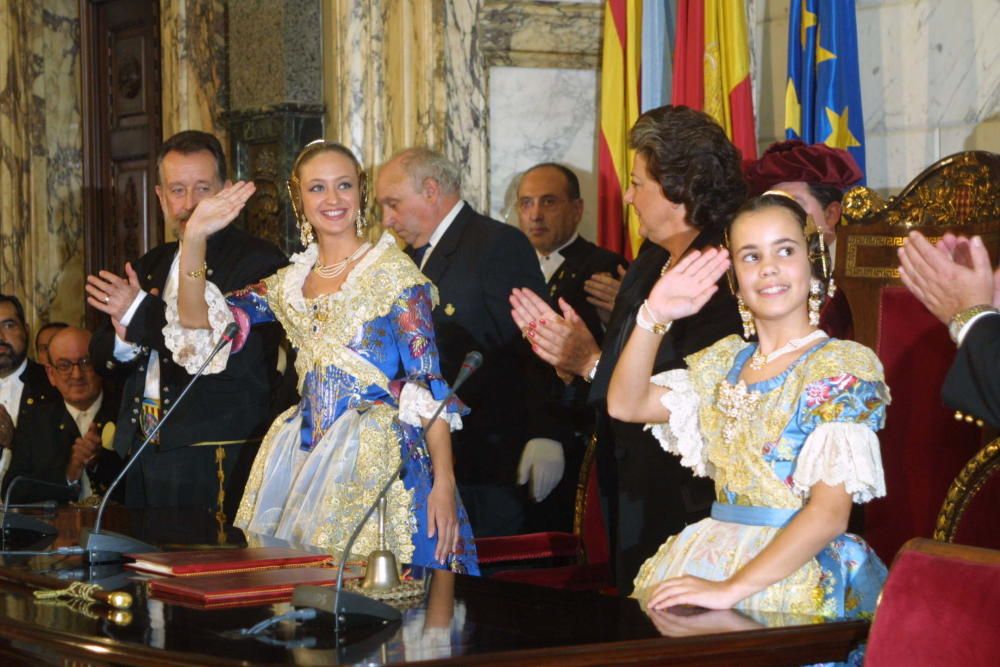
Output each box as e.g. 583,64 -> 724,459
584,357 -> 600,383
947,304 -> 999,344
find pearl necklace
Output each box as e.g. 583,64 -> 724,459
313,242 -> 371,279
748,329 -> 828,371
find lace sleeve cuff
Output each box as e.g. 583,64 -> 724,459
792,422 -> 886,503
644,369 -> 712,478
163,281 -> 235,375
397,382 -> 463,432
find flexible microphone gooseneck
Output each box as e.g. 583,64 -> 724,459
79,322 -> 241,563
1,477 -> 66,542
292,351 -> 484,632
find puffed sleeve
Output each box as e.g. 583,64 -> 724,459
791,373 -> 891,503
388,283 -> 467,431
163,280 -> 276,375
645,369 -> 714,478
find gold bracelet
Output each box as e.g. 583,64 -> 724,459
186,263 -> 208,279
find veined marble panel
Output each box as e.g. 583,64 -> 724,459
488,66 -> 598,240
444,0 -> 490,209
0,0 -> 83,328
482,0 -> 602,68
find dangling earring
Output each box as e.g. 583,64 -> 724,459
287,180 -> 314,246
300,219 -> 315,246
808,278 -> 822,327
826,277 -> 837,299
354,209 -> 367,238
737,295 -> 756,339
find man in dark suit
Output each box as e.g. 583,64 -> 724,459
0,294 -> 57,484
514,163 -> 626,530
376,147 -> 547,536
86,131 -> 286,514
3,327 -> 123,503
899,230 -> 1000,428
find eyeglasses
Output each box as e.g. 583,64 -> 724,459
517,196 -> 573,212
51,358 -> 94,376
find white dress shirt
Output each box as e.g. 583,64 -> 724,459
419,201 -> 466,270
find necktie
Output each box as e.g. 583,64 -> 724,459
411,244 -> 430,265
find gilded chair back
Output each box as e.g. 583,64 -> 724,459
934,436 -> 1000,549
836,151 -> 1000,560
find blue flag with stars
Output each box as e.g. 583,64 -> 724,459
785,0 -> 866,180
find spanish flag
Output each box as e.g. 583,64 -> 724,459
672,0 -> 757,161
597,1 -> 642,260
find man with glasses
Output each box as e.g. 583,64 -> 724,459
2,327 -> 123,504
513,164 -> 626,530
0,294 -> 56,485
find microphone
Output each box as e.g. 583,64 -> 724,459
1,477 -> 64,544
79,322 -> 241,563
292,350 -> 483,632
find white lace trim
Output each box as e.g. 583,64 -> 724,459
162,279 -> 235,375
282,232 -> 395,314
645,369 -> 713,478
792,422 -> 886,504
397,382 -> 463,432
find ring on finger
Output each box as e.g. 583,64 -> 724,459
103,295 -> 110,303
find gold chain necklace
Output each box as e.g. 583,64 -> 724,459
313,242 -> 371,279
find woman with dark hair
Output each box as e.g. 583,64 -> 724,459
607,192 -> 888,624
166,140 -> 478,574
511,105 -> 745,589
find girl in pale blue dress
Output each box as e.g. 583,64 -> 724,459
608,192 -> 887,623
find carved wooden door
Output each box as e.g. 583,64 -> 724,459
80,0 -> 162,327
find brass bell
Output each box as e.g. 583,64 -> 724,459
361,496 -> 400,591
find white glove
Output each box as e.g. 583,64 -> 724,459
517,438 -> 565,502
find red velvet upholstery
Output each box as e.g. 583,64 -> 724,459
866,538 -> 1000,666
472,439 -> 612,591
864,287 -> 983,560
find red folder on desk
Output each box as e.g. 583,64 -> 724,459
148,566 -> 348,607
125,547 -> 331,576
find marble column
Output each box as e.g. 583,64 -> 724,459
227,0 -> 324,255
160,0 -> 229,142
0,0 -> 83,330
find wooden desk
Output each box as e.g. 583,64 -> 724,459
0,507 -> 868,666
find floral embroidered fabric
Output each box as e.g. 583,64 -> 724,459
163,232 -> 478,574
634,334 -> 889,621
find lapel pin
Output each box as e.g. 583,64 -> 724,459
444,304 -> 456,316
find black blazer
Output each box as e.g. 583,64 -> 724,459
414,203 -> 547,484
528,237 -> 627,445
588,231 -> 741,589
13,360 -> 56,416
90,226 -> 287,458
546,236 -> 626,344
2,395 -> 122,503
942,313 -> 1000,429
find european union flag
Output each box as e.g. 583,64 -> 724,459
785,0 -> 866,180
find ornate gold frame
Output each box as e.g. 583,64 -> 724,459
933,437 -> 1000,543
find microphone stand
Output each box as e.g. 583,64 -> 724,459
1,477 -> 70,545
79,322 -> 241,563
292,351 -> 483,635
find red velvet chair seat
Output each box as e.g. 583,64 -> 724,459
471,436 -> 612,592
866,538 -> 1000,666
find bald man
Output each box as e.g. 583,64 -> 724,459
2,327 -> 123,504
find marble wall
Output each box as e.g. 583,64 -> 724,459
753,0 -> 1000,194
161,0 -> 229,141
482,1 -> 602,240
0,0 -> 84,330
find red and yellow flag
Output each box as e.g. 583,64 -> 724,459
672,0 -> 757,160
597,1 -> 643,260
